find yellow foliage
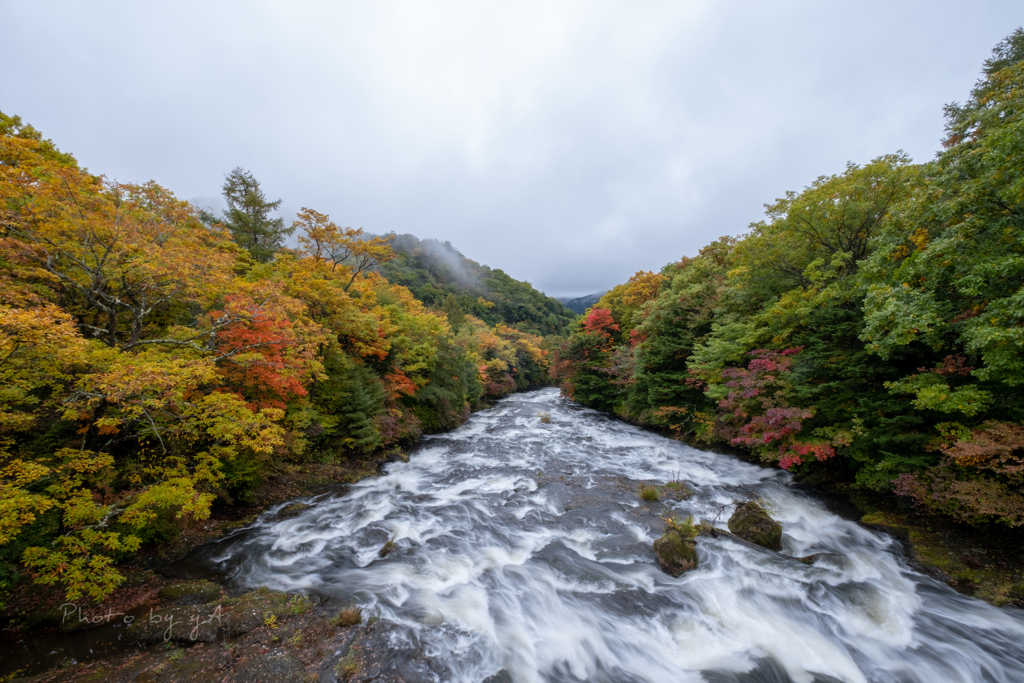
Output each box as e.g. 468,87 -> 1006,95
594,270 -> 663,334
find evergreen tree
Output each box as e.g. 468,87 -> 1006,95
314,351 -> 386,453
442,293 -> 466,331
221,167 -> 292,262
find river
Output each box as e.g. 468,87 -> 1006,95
195,388 -> 1024,683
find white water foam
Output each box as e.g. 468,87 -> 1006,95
208,389 -> 1024,683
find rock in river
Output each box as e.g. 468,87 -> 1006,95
728,500 -> 782,550
653,517 -> 699,576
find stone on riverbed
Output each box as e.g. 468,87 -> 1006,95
276,502 -> 313,519
653,517 -> 699,576
728,501 -> 782,550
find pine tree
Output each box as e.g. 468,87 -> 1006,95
442,293 -> 466,331
221,167 -> 293,262
315,351 -> 386,453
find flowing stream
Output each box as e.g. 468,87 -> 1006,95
200,389 -> 1024,683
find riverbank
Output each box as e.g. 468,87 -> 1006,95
0,452 -> 416,681
849,491 -> 1024,608
0,394 -> 518,680
690,440 -> 1024,609
0,455 -> 390,636
4,389 -> 1023,681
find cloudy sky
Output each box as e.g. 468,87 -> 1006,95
3,2 -> 1020,297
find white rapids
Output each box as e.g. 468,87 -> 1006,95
204,389 -> 1024,683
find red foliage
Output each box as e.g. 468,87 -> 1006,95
374,407 -> 421,445
715,347 -> 836,470
940,420 -> 1024,475
779,442 -> 837,470
684,374 -> 707,391
893,467 -> 1024,526
482,368 -> 516,399
215,312 -> 308,409
584,308 -> 620,337
734,407 -> 814,447
629,328 -> 647,348
383,370 -> 418,399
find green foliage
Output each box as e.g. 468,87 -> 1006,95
0,509 -> 60,607
314,350 -> 386,453
0,114 -> 560,604
556,31 -> 1024,528
408,337 -> 475,433
378,234 -> 576,335
219,167 -> 293,263
555,326 -> 621,412
640,485 -> 660,501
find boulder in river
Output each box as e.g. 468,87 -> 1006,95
276,502 -> 312,519
728,501 -> 782,550
653,517 -> 699,576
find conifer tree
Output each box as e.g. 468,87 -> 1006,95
442,293 -> 466,331
315,351 -> 386,453
221,167 -> 292,262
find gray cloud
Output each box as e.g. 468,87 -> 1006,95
2,1 -> 1018,297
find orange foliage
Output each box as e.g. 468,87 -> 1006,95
621,270 -> 663,308
294,207 -> 394,290
215,312 -> 308,409
383,370 -> 419,399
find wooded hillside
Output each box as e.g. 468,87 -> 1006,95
556,30 -> 1024,529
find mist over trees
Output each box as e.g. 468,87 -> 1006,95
379,233 -> 577,336
0,124 -> 564,602
555,29 -> 1024,529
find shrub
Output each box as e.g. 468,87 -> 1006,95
333,606 -> 362,627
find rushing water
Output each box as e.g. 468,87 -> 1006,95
201,389 -> 1024,683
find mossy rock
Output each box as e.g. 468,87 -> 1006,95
126,603 -> 226,643
157,580 -> 221,605
277,502 -> 312,519
653,521 -> 699,577
728,501 -> 782,550
22,605 -> 121,633
663,481 -> 694,500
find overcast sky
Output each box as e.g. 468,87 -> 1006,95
3,2 -> 1020,297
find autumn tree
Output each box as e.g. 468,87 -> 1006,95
0,130 -> 308,601
593,270 -> 663,335
293,207 -> 394,290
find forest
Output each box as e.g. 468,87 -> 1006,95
0,123 -> 563,603
4,27 -> 1023,614
377,233 -> 576,336
556,31 -> 1024,530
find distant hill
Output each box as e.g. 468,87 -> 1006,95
558,291 -> 607,315
378,234 -> 577,335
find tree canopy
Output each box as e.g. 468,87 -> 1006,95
555,29 -> 1024,528
0,126 -> 562,604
